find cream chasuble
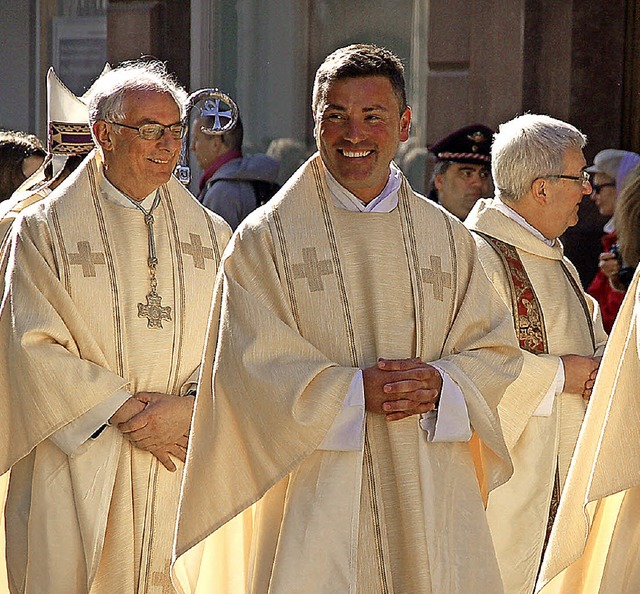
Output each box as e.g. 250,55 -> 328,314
0,187 -> 51,257
465,198 -> 607,594
0,158 -> 56,594
0,150 -> 231,594
536,267 -> 640,594
173,155 -> 522,594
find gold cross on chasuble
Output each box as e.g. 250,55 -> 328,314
421,255 -> 452,301
292,247 -> 334,292
181,233 -> 214,269
149,559 -> 173,593
68,241 -> 106,277
138,293 -> 172,329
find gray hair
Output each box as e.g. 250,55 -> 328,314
87,60 -> 187,133
492,113 -> 586,202
429,160 -> 451,189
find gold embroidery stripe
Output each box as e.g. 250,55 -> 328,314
88,161 -> 125,377
442,213 -> 458,355
50,206 -> 71,295
312,159 -> 359,368
204,212 -> 222,266
311,159 -> 386,588
273,211 -> 302,330
398,183 -> 425,357
140,458 -> 161,593
474,232 -> 521,328
161,186 -> 184,395
559,261 -> 596,350
364,432 -> 391,594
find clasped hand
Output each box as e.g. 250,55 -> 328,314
363,357 -> 442,421
108,392 -> 195,471
561,354 -> 601,401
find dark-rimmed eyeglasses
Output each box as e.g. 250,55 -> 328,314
591,182 -> 615,194
543,170 -> 591,187
107,121 -> 186,141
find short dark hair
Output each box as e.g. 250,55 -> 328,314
430,160 -> 451,185
199,114 -> 244,151
312,44 -> 407,116
222,115 -> 243,151
0,130 -> 46,202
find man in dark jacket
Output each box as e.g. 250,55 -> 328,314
192,115 -> 279,229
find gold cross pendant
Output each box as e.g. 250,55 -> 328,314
137,292 -> 172,329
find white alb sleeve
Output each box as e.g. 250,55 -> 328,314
532,358 -> 564,417
317,370 -> 365,451
48,389 -> 131,455
419,365 -> 472,442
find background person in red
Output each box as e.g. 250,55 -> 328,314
586,148 -> 640,332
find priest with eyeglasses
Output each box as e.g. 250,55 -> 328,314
465,114 -> 608,594
0,60 -> 231,593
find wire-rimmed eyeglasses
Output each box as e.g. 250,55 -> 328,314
107,120 -> 186,141
542,170 -> 591,187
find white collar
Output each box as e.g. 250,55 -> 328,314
494,199 -> 556,247
325,163 -> 402,213
101,170 -> 158,210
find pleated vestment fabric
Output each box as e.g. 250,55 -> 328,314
0,169 -> 55,594
0,150 -> 231,593
537,266 -> 640,593
0,187 -> 51,256
173,155 -> 523,594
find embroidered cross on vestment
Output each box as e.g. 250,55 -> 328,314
421,255 -> 452,301
292,247 -> 334,292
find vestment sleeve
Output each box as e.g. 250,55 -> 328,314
178,223 -> 358,554
49,389 -> 130,455
421,225 -> 523,493
420,368 -> 471,441
0,213 -> 127,473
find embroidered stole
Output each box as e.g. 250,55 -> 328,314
474,231 -> 596,554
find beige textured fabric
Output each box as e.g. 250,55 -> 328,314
173,156 -> 522,594
0,472 -> 7,592
0,150 -> 231,593
536,267 -> 640,593
0,188 -> 50,256
0,189 -> 51,253
0,184 -> 54,594
466,199 -> 607,594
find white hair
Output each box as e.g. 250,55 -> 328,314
86,60 -> 187,135
492,113 -> 587,202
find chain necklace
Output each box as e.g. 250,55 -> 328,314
120,190 -> 172,329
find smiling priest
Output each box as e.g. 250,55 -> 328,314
172,44 -> 523,594
0,61 -> 231,593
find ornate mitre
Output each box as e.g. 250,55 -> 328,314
15,65 -> 109,195
47,65 -> 108,176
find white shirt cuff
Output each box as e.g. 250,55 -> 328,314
48,389 -> 131,456
533,359 -> 564,417
419,366 -> 472,442
317,370 -> 365,451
